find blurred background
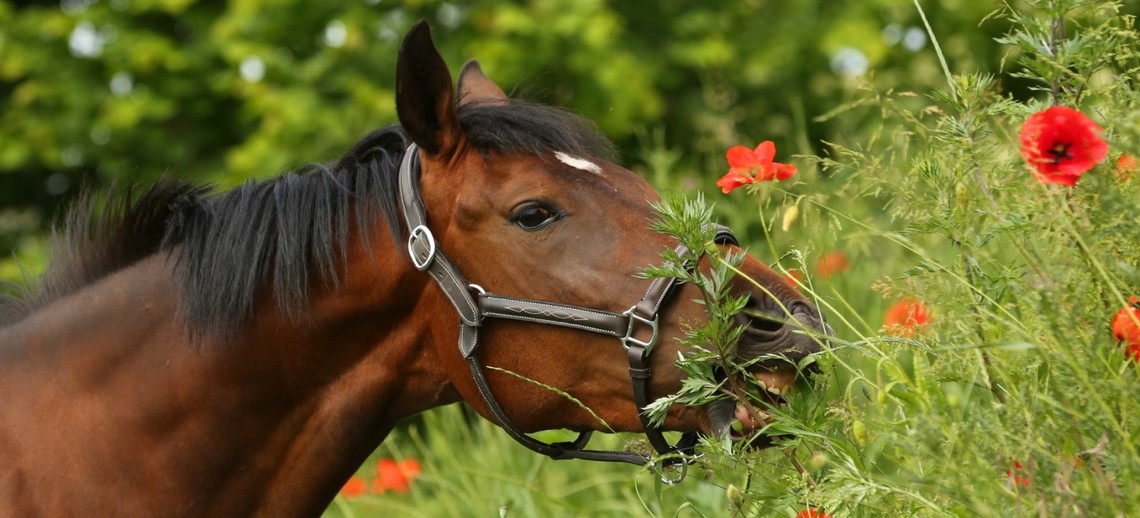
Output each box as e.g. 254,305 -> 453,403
0,0 -> 1044,279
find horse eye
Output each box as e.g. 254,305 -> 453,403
511,203 -> 560,231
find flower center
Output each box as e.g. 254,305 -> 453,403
1046,142 -> 1073,165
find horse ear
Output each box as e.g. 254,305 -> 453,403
396,20 -> 459,156
457,60 -> 508,107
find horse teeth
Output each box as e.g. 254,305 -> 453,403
766,385 -> 783,396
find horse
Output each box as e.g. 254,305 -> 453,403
0,21 -> 827,516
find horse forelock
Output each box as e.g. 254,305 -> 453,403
0,100 -> 617,338
457,100 -> 616,162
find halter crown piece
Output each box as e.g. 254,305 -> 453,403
397,145 -> 738,483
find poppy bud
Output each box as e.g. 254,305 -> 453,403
852,419 -> 868,446
808,451 -> 828,470
726,484 -> 743,509
782,205 -> 800,231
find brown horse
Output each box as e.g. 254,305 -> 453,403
0,22 -> 826,516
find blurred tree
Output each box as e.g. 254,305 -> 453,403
4,0 -> 1119,278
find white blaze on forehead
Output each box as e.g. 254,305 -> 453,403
554,151 -> 603,175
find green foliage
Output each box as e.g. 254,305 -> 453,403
640,194 -> 750,428
671,1 -> 1140,516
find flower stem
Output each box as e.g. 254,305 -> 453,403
1050,15 -> 1067,105
914,0 -> 956,99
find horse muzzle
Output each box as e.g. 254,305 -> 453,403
705,296 -> 832,448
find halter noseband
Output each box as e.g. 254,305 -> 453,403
397,145 -> 737,483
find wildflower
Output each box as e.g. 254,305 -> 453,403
815,251 -> 848,278
1004,458 -> 1031,487
373,458 -> 422,493
1018,106 -> 1108,186
1111,297 -> 1140,361
716,141 -> 797,194
784,269 -> 804,286
340,475 -> 367,498
883,299 -> 930,337
1117,154 -> 1138,179
796,509 -> 831,518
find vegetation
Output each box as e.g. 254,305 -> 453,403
3,0 -> 1140,516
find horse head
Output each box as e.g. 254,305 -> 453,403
393,21 -> 828,467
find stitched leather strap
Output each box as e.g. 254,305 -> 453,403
399,146 -> 481,329
479,294 -> 628,337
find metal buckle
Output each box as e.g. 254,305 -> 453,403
622,306 -> 659,351
407,225 -> 436,271
658,459 -> 689,485
656,449 -> 702,484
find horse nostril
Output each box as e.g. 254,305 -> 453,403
787,300 -> 811,319
788,300 -> 831,336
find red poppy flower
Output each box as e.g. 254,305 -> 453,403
340,475 -> 367,498
815,251 -> 848,278
796,509 -> 831,518
1019,106 -> 1108,186
399,458 -> 422,478
784,269 -> 804,286
1111,297 -> 1140,361
373,458 -> 422,494
883,299 -> 929,337
716,141 -> 797,194
1004,458 -> 1031,487
1117,154 -> 1138,180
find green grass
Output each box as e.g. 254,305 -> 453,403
325,405 -> 754,517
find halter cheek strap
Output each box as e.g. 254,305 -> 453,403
397,144 -> 737,482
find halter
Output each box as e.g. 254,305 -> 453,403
397,145 -> 737,483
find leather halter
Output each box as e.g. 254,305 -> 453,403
397,145 -> 737,483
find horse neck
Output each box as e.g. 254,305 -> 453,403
0,228 -> 459,516
214,233 -> 458,514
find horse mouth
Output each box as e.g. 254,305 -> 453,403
699,297 -> 829,449
704,368 -> 797,449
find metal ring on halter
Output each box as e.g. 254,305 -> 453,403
407,225 -> 436,271
468,284 -> 486,295
621,306 -> 659,351
658,458 -> 689,485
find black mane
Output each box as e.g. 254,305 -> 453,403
0,101 -> 614,336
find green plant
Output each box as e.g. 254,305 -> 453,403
657,1 -> 1140,516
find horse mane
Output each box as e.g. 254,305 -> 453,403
0,100 -> 614,337
0,183 -> 207,326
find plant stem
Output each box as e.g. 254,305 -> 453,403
949,237 -> 1006,405
786,449 -> 819,491
1051,15 -> 1067,105
914,0 -> 957,99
